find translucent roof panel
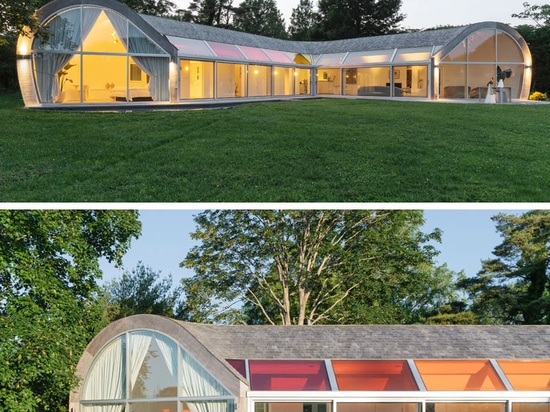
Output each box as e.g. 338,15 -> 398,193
317,53 -> 348,66
263,49 -> 294,64
345,50 -> 394,65
238,46 -> 271,62
168,36 -> 215,57
249,360 -> 330,391
332,360 -> 418,391
208,41 -> 246,59
415,360 -> 506,391
393,47 -> 433,63
226,359 -> 247,379
498,360 -> 550,391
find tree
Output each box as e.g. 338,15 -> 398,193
233,0 -> 287,38
102,262 -> 184,321
512,2 -> 550,27
459,210 -> 550,324
512,3 -> 550,94
181,210 -> 449,325
313,0 -> 404,40
183,0 -> 236,26
0,210 -> 141,411
288,0 -> 318,40
118,0 -> 177,16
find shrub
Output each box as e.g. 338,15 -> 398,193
529,91 -> 548,101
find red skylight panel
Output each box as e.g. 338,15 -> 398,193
249,360 -> 330,391
332,360 -> 418,391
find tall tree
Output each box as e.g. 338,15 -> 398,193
0,210 -> 141,411
460,210 -> 550,324
102,262 -> 184,321
184,0 -> 235,27
233,0 -> 287,38
314,0 -> 404,40
288,0 -> 317,40
119,0 -> 177,16
181,210 -> 447,325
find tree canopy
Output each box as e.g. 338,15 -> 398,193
102,262 -> 184,321
180,210 -> 456,325
0,210 -> 141,411
459,210 -> 550,324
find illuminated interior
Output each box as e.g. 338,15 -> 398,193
18,0 -> 532,108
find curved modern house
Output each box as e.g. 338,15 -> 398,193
70,315 -> 550,412
17,0 -> 532,108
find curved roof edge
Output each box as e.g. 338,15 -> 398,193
72,315 -> 247,401
36,0 -> 178,59
433,21 -> 532,65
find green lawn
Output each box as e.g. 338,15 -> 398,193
1,92 -> 549,202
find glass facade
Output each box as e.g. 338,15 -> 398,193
438,29 -> 526,99
81,331 -> 234,412
19,1 -> 531,107
32,6 -> 169,104
332,360 -> 418,391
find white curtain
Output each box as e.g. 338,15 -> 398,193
82,337 -> 125,412
133,56 -> 170,101
155,333 -> 177,378
180,348 -> 231,412
129,331 -> 153,395
105,11 -> 169,102
33,7 -> 101,102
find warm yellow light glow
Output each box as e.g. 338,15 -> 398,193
185,66 -> 189,71
112,31 -> 118,44
254,69 -> 259,75
17,32 -> 33,56
170,62 -> 177,73
18,45 -> 28,55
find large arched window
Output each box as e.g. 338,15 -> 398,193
80,331 -> 235,412
31,6 -> 170,104
439,29 -> 526,100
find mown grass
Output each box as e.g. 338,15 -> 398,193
1,92 -> 549,202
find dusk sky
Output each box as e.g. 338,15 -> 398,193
172,0 -> 530,29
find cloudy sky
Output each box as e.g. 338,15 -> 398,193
171,0 -> 530,29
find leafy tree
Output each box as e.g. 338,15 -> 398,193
512,2 -> 550,27
0,210 -> 141,411
181,210 -> 450,325
460,210 -> 550,324
233,0 -> 287,38
102,262 -> 184,321
0,32 -> 17,91
512,3 -> 550,94
118,0 -> 177,16
183,0 -> 236,26
289,0 -> 318,40
313,0 -> 405,40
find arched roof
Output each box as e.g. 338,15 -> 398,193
36,0 -> 529,59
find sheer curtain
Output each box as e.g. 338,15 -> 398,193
33,7 -> 101,102
129,331 -> 153,395
106,11 -> 169,101
180,348 -> 230,412
82,337 -> 125,412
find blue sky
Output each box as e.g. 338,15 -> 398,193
99,207 -> 532,287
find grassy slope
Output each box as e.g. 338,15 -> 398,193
1,92 -> 549,202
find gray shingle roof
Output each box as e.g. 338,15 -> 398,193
140,14 -> 468,55
176,322 -> 550,361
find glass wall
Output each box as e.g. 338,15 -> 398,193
438,29 -> 525,99
180,60 -> 214,99
317,68 -> 341,94
347,67 -> 391,97
255,403 -> 331,412
248,65 -> 272,97
338,403 -> 419,412
427,404 -> 505,412
32,6 -> 170,104
217,63 -> 247,98
296,68 -> 311,95
81,331 -> 235,412
393,66 -> 428,97
274,66 -> 294,96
